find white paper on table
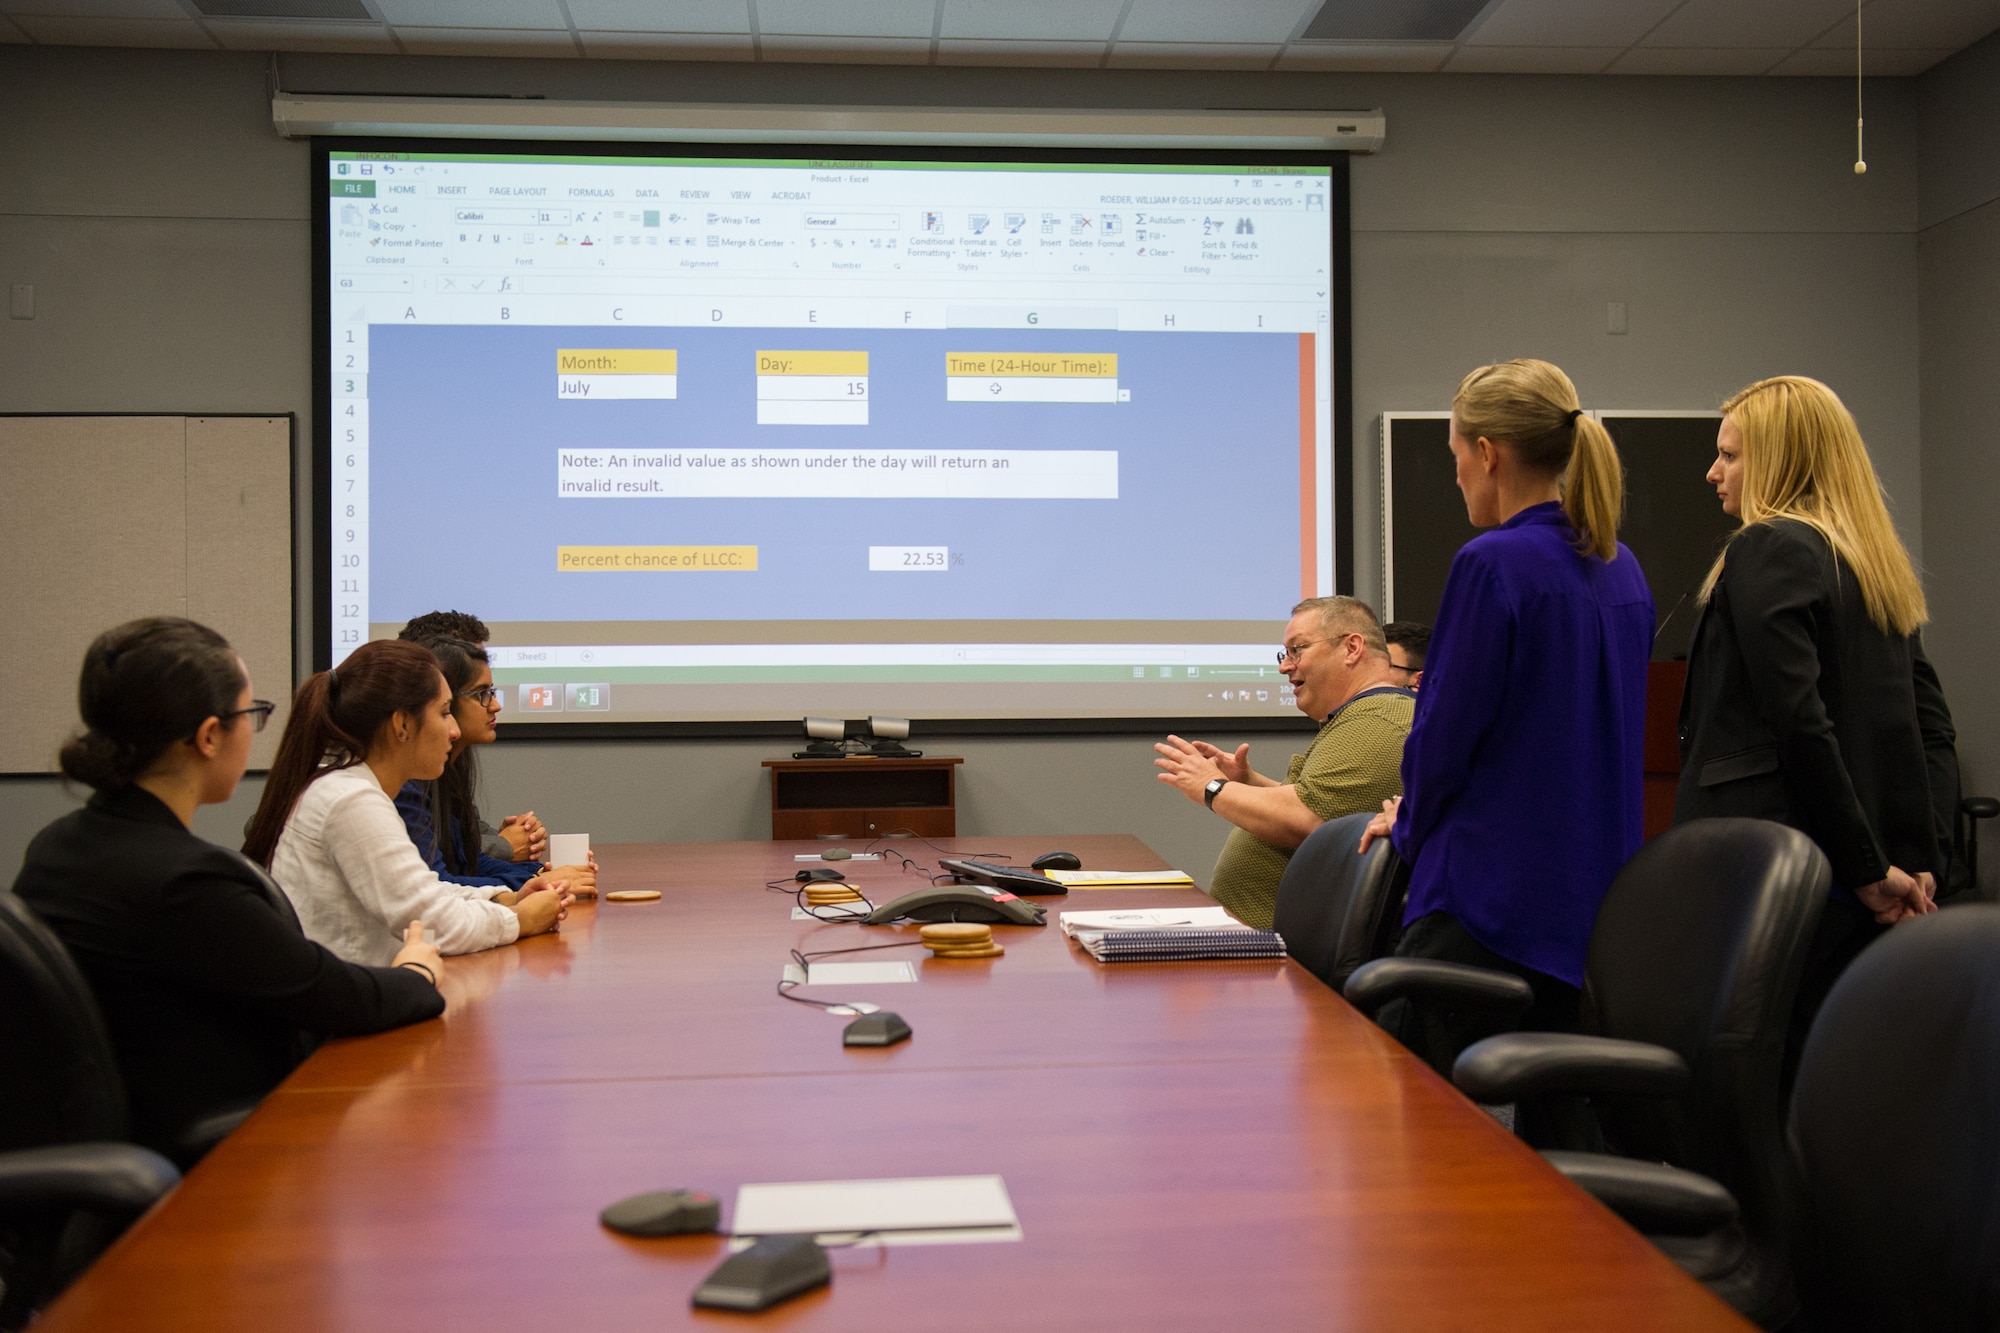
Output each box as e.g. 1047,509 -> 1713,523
779,961 -> 917,986
1057,906 -> 1245,938
1041,867 -> 1195,886
729,1175 -> 1021,1249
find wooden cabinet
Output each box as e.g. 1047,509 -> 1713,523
763,757 -> 963,841
1643,660 -> 1688,841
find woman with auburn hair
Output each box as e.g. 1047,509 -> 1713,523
1362,358 -> 1654,1070
1677,375 -> 1958,1076
243,638 -> 572,966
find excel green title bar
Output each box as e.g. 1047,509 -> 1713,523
327,151 -> 1330,177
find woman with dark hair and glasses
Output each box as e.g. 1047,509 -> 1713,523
10,617 -> 446,1163
243,639 -> 572,966
395,637 -> 596,897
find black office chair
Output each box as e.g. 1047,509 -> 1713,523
1435,820 -> 1830,1327
0,893 -> 178,1330
1789,904 -> 2000,1331
1271,811 -> 1405,994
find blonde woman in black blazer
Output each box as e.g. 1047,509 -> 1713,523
1675,376 -> 1955,1078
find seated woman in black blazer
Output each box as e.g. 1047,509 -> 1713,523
1676,375 -> 1956,1076
10,617 -> 445,1163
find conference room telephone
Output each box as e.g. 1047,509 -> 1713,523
862,885 -> 1047,927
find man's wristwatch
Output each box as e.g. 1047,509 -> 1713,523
1203,777 -> 1230,809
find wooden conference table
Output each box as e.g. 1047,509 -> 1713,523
41,835 -> 1746,1331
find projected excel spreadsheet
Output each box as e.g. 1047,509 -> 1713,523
322,147 -> 1337,723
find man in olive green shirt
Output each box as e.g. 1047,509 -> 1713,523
1155,596 -> 1414,929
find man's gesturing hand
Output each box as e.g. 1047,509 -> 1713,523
1154,734 -> 1227,804
1189,740 -> 1254,783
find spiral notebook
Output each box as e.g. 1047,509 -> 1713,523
1080,928 -> 1286,962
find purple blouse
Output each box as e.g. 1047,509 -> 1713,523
1391,501 -> 1654,986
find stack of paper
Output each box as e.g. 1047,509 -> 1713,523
1042,868 -> 1196,889
1058,907 -> 1286,963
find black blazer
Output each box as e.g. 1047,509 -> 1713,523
10,785 -> 443,1156
1675,519 -> 1957,895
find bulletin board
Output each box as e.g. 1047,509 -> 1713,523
0,415 -> 293,773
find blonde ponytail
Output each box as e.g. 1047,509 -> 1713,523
1453,358 -> 1623,562
1563,413 -> 1624,563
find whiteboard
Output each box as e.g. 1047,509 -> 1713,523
0,415 -> 293,774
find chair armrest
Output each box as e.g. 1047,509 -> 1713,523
0,1144 -> 179,1221
1342,958 -> 1534,1021
1961,796 -> 1999,821
175,1104 -> 256,1165
1453,1032 -> 1690,1103
1541,1150 -> 1738,1237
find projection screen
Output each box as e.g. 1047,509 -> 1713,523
315,140 -> 1348,730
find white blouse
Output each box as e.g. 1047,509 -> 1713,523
270,764 -> 520,965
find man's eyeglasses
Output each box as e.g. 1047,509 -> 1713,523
221,701 -> 276,732
457,684 -> 504,707
1386,662 -> 1419,677
1276,639 -> 1325,667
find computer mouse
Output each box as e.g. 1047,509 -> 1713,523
600,1188 -> 722,1237
1031,851 -> 1083,872
691,1234 -> 830,1311
796,868 -> 847,883
842,1012 -> 912,1047
820,847 -> 852,861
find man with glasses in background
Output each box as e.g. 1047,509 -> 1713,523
1155,596 -> 1415,929
1384,621 -> 1431,692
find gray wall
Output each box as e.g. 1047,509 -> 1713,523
0,45 -> 1935,879
1918,29 -> 2000,822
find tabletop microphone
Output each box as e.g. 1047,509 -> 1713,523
1654,586 -> 1696,649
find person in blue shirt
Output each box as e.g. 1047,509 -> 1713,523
396,636 -> 598,898
1362,358 -> 1654,1069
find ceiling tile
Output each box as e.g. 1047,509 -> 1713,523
391,24 -> 578,53
577,28 -> 753,57
568,0 -> 746,32
1809,0 -> 2000,51
933,36 -> 1104,64
9,13 -> 214,43
1117,0 -> 1316,43
1641,0 -> 1855,49
754,0 -> 931,37
941,0 -> 1126,43
0,0 -> 187,16
1768,44 -> 1958,74
1275,40 -> 1450,70
1465,0 -> 1681,46
1106,41 -> 1279,68
761,33 -> 930,61
1604,45 -> 1790,74
374,0 -> 567,29
1442,42 -> 1622,70
208,17 -> 396,49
